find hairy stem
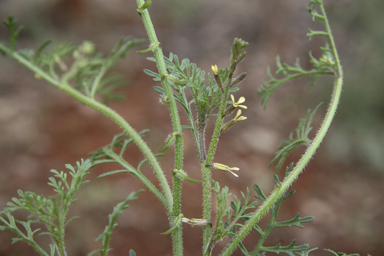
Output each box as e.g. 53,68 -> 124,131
202,71 -> 235,255
0,46 -> 174,216
136,1 -> 184,255
220,4 -> 343,256
197,103 -> 208,162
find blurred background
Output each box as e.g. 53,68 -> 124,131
0,0 -> 383,255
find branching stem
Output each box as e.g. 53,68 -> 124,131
0,46 -> 173,221
220,3 -> 343,255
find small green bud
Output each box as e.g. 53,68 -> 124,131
211,65 -> 219,75
80,41 -> 95,54
212,64 -> 223,91
231,72 -> 247,87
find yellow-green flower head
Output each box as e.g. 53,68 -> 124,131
230,94 -> 247,109
320,54 -> 336,67
211,65 -> 219,75
80,41 -> 95,54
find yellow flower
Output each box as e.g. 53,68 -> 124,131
221,109 -> 247,132
230,94 -> 247,109
211,65 -> 219,75
224,95 -> 247,116
211,64 -> 223,91
234,109 -> 247,122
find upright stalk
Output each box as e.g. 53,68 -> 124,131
202,71 -> 235,255
135,1 -> 184,255
220,3 -> 343,255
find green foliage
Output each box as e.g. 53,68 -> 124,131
145,52 -> 241,114
270,103 -> 323,172
0,211 -> 50,256
144,40 -> 247,169
258,0 -> 340,109
324,249 -> 371,256
90,131 -> 167,208
89,190 -> 144,256
0,159 -> 141,256
0,159 -> 92,256
0,1 -> 364,256
0,17 -> 143,105
208,165 -> 315,256
258,54 -> 333,108
2,16 -> 24,52
222,165 -> 315,256
207,182 -> 258,253
145,52 -> 243,146
232,184 -> 314,256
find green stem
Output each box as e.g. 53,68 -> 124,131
136,1 -> 184,255
103,149 -> 167,207
0,47 -> 174,216
220,4 -> 343,256
197,103 -> 208,162
202,72 -> 234,254
56,202 -> 67,256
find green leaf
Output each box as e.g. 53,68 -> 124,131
3,16 -> 24,51
253,184 -> 267,202
323,249 -> 363,256
161,213 -> 183,235
275,213 -> 315,229
144,69 -> 161,82
270,102 -> 323,172
95,189 -> 144,255
295,248 -> 318,256
1,159 -> 92,256
173,169 -> 200,183
97,170 -> 130,178
0,211 -> 49,256
181,125 -> 193,130
260,240 -> 310,256
159,132 -> 180,152
33,40 -> 52,64
153,85 -> 164,94
273,174 -> 281,187
258,43 -> 333,108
